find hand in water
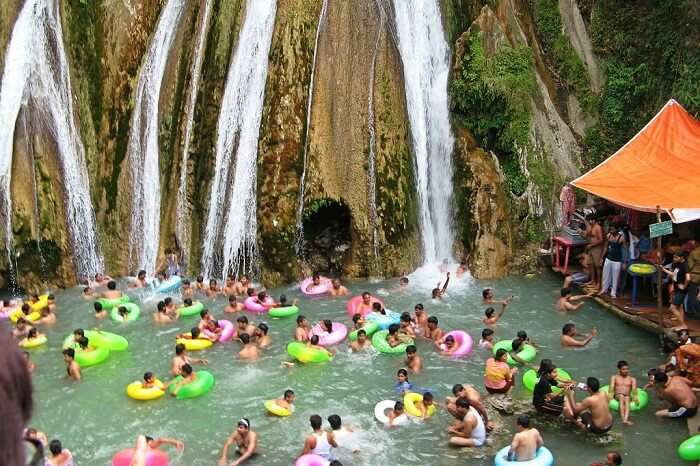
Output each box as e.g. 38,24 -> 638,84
175,441 -> 185,452
592,327 -> 598,336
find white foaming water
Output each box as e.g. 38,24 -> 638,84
0,0 -> 103,279
294,0 -> 329,254
175,0 -> 213,271
126,0 -> 186,274
407,262 -> 471,294
201,0 -> 277,279
392,1 -> 455,264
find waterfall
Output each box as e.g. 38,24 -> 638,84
294,0 -> 329,255
391,0 -> 455,264
175,0 -> 213,271
126,0 -> 186,274
0,0 -> 103,280
200,0 -> 277,279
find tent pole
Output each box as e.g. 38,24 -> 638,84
656,206 -> 664,336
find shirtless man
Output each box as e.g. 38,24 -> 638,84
328,278 -> 349,297
194,275 -> 206,293
223,275 -> 237,296
456,259 -> 469,278
609,360 -> 638,425
557,287 -> 590,311
405,345 -> 423,373
506,415 -> 543,462
356,292 -> 374,316
224,295 -> 245,313
218,418 -> 258,466
166,364 -> 198,397
101,281 -> 122,300
13,319 -> 31,340
561,323 -> 598,348
653,371 -> 698,419
479,329 -> 494,350
564,377 -> 614,434
129,270 -> 149,289
447,397 -> 486,448
350,330 -> 371,352
386,324 -> 402,348
181,279 -> 194,300
93,272 -> 112,288
94,302 -> 107,320
236,316 -> 257,339
253,323 -> 271,348
580,214 -> 604,292
413,304 -> 428,335
35,307 -> 56,325
233,275 -> 250,296
82,286 -> 96,299
154,301 -> 174,323
482,288 -> 513,306
482,305 -> 507,326
446,384 -> 492,430
207,279 -> 221,298
63,349 -> 80,381
399,312 -> 416,338
295,315 -> 311,342
305,273 -> 326,293
238,333 -> 260,360
171,343 -> 208,376
432,272 -> 450,299
132,436 -> 183,466
426,316 -> 444,349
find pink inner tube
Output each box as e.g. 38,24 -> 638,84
0,307 -> 14,319
299,277 -> 332,296
218,319 -> 235,342
440,330 -> 473,357
112,448 -> 168,466
345,295 -> 385,318
244,296 -> 273,313
310,322 -> 348,346
295,454 -> 330,466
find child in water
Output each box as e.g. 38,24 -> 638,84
395,368 -> 413,394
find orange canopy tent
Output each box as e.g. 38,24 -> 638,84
572,99 -> 700,223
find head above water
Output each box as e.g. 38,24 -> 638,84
562,323 -> 576,335
481,328 -> 494,339
240,333 -> 251,344
560,287 -> 572,297
328,414 -> 342,430
310,335 -> 320,345
516,414 -> 530,429
107,281 -> 116,290
310,414 -> 323,430
484,307 -> 495,318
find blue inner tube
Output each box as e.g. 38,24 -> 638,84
494,446 -> 554,466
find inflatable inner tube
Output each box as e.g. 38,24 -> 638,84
299,277 -> 332,296
268,305 -> 299,318
310,322 -> 348,346
295,454 -> 329,466
629,263 -> 656,275
600,385 -> 649,411
492,340 -> 537,366
112,448 -> 169,466
679,434 -> 700,462
126,379 -> 165,401
110,303 -> 141,323
349,322 -> 380,341
176,336 -> 213,351
366,310 -> 401,330
374,399 -> 409,426
86,330 -> 128,351
265,399 -> 293,417
30,295 -> 49,312
168,370 -> 215,399
522,368 -> 572,393
403,392 -> 436,418
218,320 -> 235,343
440,330 -> 473,357
287,341 -> 331,363
98,295 -> 131,310
156,276 -> 182,293
10,309 -> 40,323
20,335 -> 47,348
244,296 -> 273,313
75,346 -> 110,368
179,301 -> 204,317
346,295 -> 385,318
494,445 -> 554,466
371,330 -> 412,354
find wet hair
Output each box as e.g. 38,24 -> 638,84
279,294 -> 288,305
445,335 -> 455,344
328,414 -> 342,430
47,294 -> 55,300
352,313 -> 362,324
562,323 -> 575,335
78,336 -> 90,350
190,328 -> 201,338
560,287 -> 572,297
608,451 -> 622,465
372,302 -> 383,313
138,270 -> 146,278
394,401 -> 404,411
63,348 -> 75,358
587,377 -> 600,392
654,372 -> 669,383
157,301 -> 166,312
329,461 -> 343,466
228,295 -> 237,303
414,303 -> 424,311
27,328 -> 38,339
431,288 -> 440,297
456,397 -> 470,409
257,323 -> 269,335
240,333 -> 251,344
399,277 -> 409,284
452,384 -> 464,396
397,368 -> 408,377
210,279 -> 218,286
118,306 -> 128,316
310,414 -> 323,429
362,291 -> 371,298
246,288 -> 256,297
517,331 -> 528,340
94,302 -> 103,312
484,307 -> 495,318
297,315 -> 306,325
617,360 -> 629,369
400,312 -> 412,323
200,309 -> 209,318
481,328 -> 494,338
284,389 -> 295,399
183,298 -> 192,306
511,338 -> 523,351
312,272 -> 320,280
517,415 -> 530,428
427,316 -> 438,325
83,286 -> 91,293
237,316 -> 249,324
357,329 -> 366,337
196,275 -> 204,282
49,439 -> 63,456
388,323 -> 400,335
323,319 -> 333,332
423,392 -> 434,402
164,297 -> 173,306
406,344 -> 416,354
310,335 -> 320,345
482,288 -> 491,299
237,418 -> 250,429
143,372 -> 153,381
21,304 -> 30,314
181,363 -> 193,375
495,348 -> 508,361
182,279 -> 190,286
107,281 -> 116,290
175,343 -> 185,355
257,291 -> 267,301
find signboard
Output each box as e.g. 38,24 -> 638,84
649,220 -> 673,239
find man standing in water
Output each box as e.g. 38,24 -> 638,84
329,278 -> 349,297
350,330 -> 371,352
561,323 -> 598,347
426,316 -> 445,349
171,343 -> 208,376
506,415 -> 543,462
219,418 -> 258,466
482,288 -> 513,306
102,280 -> 123,300
62,349 -> 80,381
405,345 -> 423,373
564,377 -> 614,434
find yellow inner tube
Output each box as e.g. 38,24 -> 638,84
126,379 -> 165,400
10,309 -> 40,323
629,263 -> 655,275
30,295 -> 49,312
176,337 -> 213,351
264,399 -> 292,417
19,334 -> 47,348
403,392 -> 436,417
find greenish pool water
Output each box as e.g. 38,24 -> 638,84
19,271 -> 687,465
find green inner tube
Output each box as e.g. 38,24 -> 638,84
493,340 -> 537,366
349,322 -> 380,341
85,330 -> 128,351
679,434 -> 700,461
97,295 -> 130,310
179,301 -> 204,317
287,342 -> 331,363
110,303 -> 141,323
169,370 -> 215,400
268,305 -> 300,318
629,263 -> 655,275
522,368 -> 572,392
371,330 -> 413,354
74,346 -> 110,368
600,385 -> 649,411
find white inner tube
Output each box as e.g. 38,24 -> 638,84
374,400 -> 409,426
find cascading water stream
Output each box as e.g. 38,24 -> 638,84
0,0 -> 103,280
391,0 -> 455,264
174,0 -> 213,271
294,0 -> 329,255
200,0 -> 277,279
126,0 -> 186,274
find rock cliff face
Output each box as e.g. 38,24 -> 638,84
1,0 -> 698,290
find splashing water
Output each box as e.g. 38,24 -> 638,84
174,0 -> 213,272
201,0 -> 277,279
391,0 -> 455,264
0,0 -> 103,280
126,0 -> 186,274
294,0 -> 329,255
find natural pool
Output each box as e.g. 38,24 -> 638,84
18,271 -> 687,465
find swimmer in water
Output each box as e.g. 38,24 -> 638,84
254,323 -> 271,348
482,288 -> 513,306
238,333 -> 260,360
154,301 -> 174,324
506,415 -> 543,462
416,392 -> 435,418
63,348 -> 80,381
305,272 -> 325,293
82,286 -> 96,299
36,306 -> 56,325
426,316 -> 445,349
386,324 -> 402,347
224,295 -> 245,313
194,275 -> 206,292
223,275 -> 237,296
94,302 -> 107,320
140,371 -> 165,391
560,323 -> 598,348
308,334 -> 335,356
295,315 -> 311,342
233,275 -> 250,296
236,316 -> 257,339
300,414 -> 337,459
413,304 -> 428,335
440,334 -> 460,356
116,305 -> 131,322
482,304 -> 507,326
456,259 -> 468,278
351,313 -> 366,331
395,368 -> 413,394
165,363 -> 197,397
350,329 -> 371,352
387,401 -> 406,427
207,279 -> 221,298
12,318 -> 31,340
479,329 -> 494,350
23,328 -> 46,346
101,280 -> 123,300
405,345 -> 423,373
218,418 -> 258,466
356,291 -> 374,315
399,312 -> 416,339
171,343 -> 208,376
179,279 -> 194,300
275,389 -> 296,413
129,270 -> 148,288
329,278 -> 349,297
557,287 -> 591,311
432,272 -> 450,299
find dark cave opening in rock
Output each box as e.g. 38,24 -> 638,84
302,199 -> 352,275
